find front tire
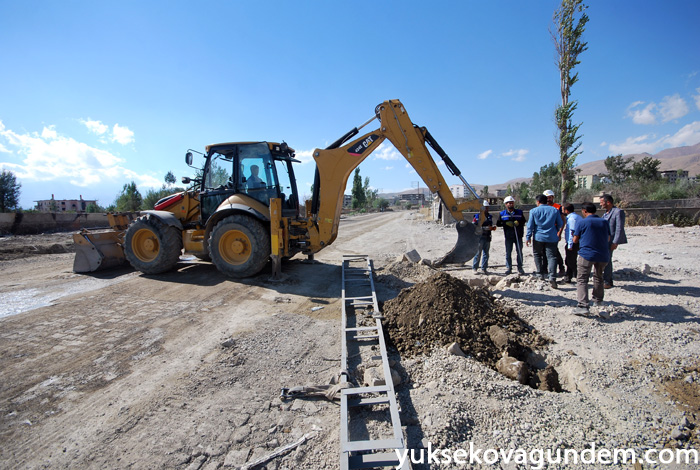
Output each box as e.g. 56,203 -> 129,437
209,215 -> 270,278
125,215 -> 183,274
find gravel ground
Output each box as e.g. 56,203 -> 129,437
1,212 -> 698,469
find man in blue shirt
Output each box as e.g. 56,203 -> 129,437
572,202 -> 611,316
563,203 -> 582,283
526,194 -> 563,288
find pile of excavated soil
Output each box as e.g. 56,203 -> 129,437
383,272 -> 558,389
375,259 -> 436,289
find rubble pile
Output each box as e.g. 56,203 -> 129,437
383,272 -> 560,391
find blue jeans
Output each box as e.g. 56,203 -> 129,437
472,238 -> 491,270
533,240 -> 558,281
505,237 -> 524,271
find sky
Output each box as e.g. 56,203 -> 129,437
1,0 -> 700,209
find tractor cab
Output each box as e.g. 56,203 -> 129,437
189,142 -> 300,224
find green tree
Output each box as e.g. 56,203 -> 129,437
373,198 -> 390,211
515,182 -> 533,204
479,185 -> 490,198
630,156 -> 661,182
530,162 -> 561,196
164,171 -> 176,186
86,202 -> 104,213
142,184 -> 186,209
351,168 -> 366,209
363,176 -> 378,208
114,181 -> 143,211
603,154 -> 633,184
0,169 -> 21,212
552,0 -> 589,204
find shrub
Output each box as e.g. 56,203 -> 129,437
656,211 -> 697,227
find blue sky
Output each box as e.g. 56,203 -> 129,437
1,1 -> 699,209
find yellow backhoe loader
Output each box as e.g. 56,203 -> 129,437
73,99 -> 483,278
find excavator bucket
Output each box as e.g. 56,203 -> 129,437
433,220 -> 481,266
72,230 -> 126,273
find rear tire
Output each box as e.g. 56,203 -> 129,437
125,215 -> 183,274
209,215 -> 270,278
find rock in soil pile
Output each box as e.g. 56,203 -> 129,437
383,272 -> 558,390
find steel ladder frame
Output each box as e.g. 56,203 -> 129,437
339,254 -> 408,469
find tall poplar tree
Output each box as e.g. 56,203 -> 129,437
552,0 -> 588,204
351,168 -> 366,209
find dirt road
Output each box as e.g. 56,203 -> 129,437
1,211 -> 699,469
0,212 -> 423,469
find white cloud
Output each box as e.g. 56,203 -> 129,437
663,121 -> 700,148
609,121 -> 700,154
477,150 -> 492,160
627,101 -> 657,125
82,119 -> 108,135
111,124 -> 134,145
659,94 -> 689,122
609,135 -> 658,154
383,166 -> 394,171
693,87 -> 700,111
502,149 -> 529,162
627,94 -> 691,125
294,149 -> 315,165
41,126 -> 58,140
0,121 -> 158,188
372,141 -> 400,160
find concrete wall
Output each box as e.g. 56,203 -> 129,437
0,212 -> 113,235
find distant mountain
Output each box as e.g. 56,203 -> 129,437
481,142 -> 700,191
573,142 -> 700,177
373,142 -> 700,198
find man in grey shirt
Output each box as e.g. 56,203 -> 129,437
600,194 -> 627,288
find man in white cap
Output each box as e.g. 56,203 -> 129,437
472,199 -> 496,274
496,196 -> 526,274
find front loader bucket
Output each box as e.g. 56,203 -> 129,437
433,220 -> 480,266
72,231 -> 126,273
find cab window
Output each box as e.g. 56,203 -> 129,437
239,143 -> 276,204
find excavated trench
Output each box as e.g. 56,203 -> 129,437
382,271 -> 562,392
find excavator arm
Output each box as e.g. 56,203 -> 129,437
307,99 -> 483,264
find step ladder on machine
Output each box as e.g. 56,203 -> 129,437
340,254 -> 408,470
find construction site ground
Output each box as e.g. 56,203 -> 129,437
1,211 -> 699,469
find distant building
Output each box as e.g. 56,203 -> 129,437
35,195 -> 96,213
449,184 -> 466,198
399,193 -> 425,204
343,194 -> 352,208
659,170 -> 688,184
576,174 -> 603,189
495,189 -> 507,197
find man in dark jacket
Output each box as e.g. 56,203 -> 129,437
496,196 -> 526,275
600,194 -> 627,288
472,200 -> 496,274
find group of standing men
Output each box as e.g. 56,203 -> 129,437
471,192 -> 627,316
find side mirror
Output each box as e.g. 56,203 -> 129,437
185,152 -> 193,166
181,176 -> 191,184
